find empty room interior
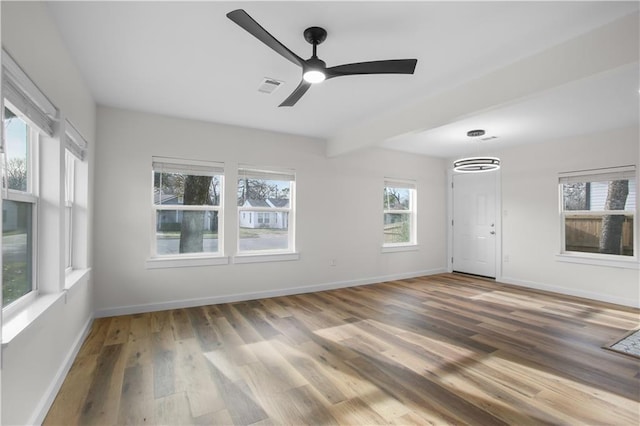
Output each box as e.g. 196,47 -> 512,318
1,1 -> 639,425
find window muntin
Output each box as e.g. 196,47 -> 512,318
152,158 -> 223,257
3,105 -> 38,307
383,180 -> 416,246
237,168 -> 295,253
560,167 -> 636,257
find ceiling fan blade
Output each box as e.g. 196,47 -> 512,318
326,59 -> 417,78
227,9 -> 304,67
279,80 -> 312,107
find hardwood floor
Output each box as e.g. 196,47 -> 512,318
44,273 -> 640,425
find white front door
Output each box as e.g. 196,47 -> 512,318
452,171 -> 498,278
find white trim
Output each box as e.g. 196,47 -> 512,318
29,315 -> 93,426
64,267 -> 91,290
154,204 -> 221,211
381,244 -> 420,253
555,253 -> 638,269
500,276 -> 640,308
94,268 -> 447,318
233,252 -> 300,264
145,255 -> 229,269
2,293 -> 62,346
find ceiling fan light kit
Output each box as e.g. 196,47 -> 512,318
454,129 -> 501,173
227,9 -> 418,107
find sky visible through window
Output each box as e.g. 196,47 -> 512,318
5,110 -> 27,162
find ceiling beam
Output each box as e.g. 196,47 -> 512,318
326,12 -> 639,158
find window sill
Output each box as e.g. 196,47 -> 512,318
381,244 -> 420,253
65,267 -> 91,290
234,252 -> 300,264
146,255 -> 229,269
2,293 -> 64,347
556,253 -> 639,269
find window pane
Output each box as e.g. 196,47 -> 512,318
3,107 -> 29,192
384,187 -> 411,210
156,210 -> 219,255
563,180 -> 636,211
3,200 -> 33,305
384,213 -> 411,244
154,172 -> 222,206
65,206 -> 72,268
239,211 -> 289,251
565,214 -> 633,256
237,178 -> 291,207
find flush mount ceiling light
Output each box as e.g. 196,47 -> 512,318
453,129 -> 501,173
453,157 -> 501,173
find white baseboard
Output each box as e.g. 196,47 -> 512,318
29,315 -> 94,426
500,276 -> 640,308
95,268 -> 447,318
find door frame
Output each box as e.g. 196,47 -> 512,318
447,169 -> 503,281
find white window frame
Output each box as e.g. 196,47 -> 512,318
236,166 -> 297,262
557,166 -> 637,269
2,102 -> 40,315
64,149 -> 77,273
147,156 -> 227,269
382,178 -> 417,251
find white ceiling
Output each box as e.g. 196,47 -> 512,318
46,1 -> 639,157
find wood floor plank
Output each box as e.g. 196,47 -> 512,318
76,343 -> 127,425
103,315 -> 131,346
43,354 -> 98,425
175,338 -> 226,418
45,273 -> 640,426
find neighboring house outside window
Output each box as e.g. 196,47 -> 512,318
559,166 -> 636,260
383,179 -> 417,247
237,167 -> 295,253
152,157 -> 224,258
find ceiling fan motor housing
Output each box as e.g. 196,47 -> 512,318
304,27 -> 327,45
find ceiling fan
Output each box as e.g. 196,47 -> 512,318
227,9 -> 418,107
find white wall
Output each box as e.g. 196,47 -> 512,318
1,2 -> 96,425
94,106 -> 448,315
497,126 -> 639,306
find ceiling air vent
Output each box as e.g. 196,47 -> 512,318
257,78 -> 283,94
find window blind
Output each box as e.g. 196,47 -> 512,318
2,49 -> 57,136
64,119 -> 88,161
559,166 -> 635,184
152,157 -> 224,176
384,179 -> 416,189
238,167 -> 295,182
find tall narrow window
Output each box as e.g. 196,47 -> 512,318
383,179 -> 417,246
237,167 -> 295,253
2,105 -> 37,307
560,167 -> 636,258
152,157 -> 224,257
64,149 -> 76,270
